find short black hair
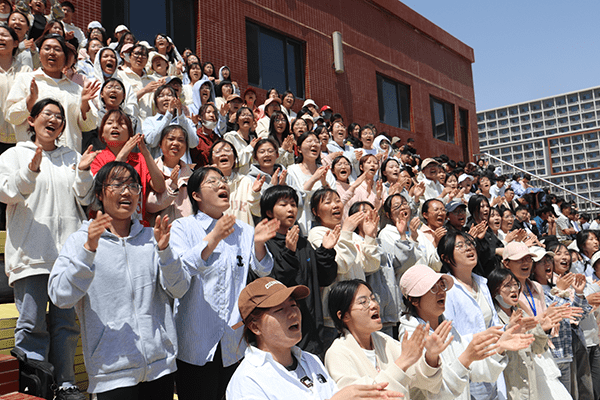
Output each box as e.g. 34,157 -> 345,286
487,268 -> 520,299
187,166 -> 224,214
93,162 -> 141,212
208,139 -> 238,166
28,99 -> 65,141
515,205 -> 528,214
60,1 -> 75,12
260,185 -> 298,220
310,187 -> 339,225
159,124 -> 188,148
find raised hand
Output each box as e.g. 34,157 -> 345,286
78,145 -> 101,171
213,214 -> 236,242
250,137 -> 260,148
169,164 -> 181,185
342,211 -> 365,232
278,169 -> 287,185
409,217 -> 421,241
556,272 -> 576,291
573,273 -> 587,294
116,134 -> 142,161
282,135 -> 295,153
81,79 -> 101,103
424,320 -> 453,367
26,77 -> 39,112
497,324 -> 534,353
254,218 -> 280,246
270,168 -> 281,185
153,215 -> 172,251
363,208 -> 379,238
433,227 -> 447,244
28,146 -> 43,172
252,174 -> 266,193
396,324 -> 427,371
285,225 -> 299,252
322,224 -> 341,249
458,329 -> 500,368
331,383 -> 404,400
84,211 -> 112,252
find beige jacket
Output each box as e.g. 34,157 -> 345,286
325,330 -> 442,398
0,58 -> 31,144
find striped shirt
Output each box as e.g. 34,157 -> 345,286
170,211 -> 273,367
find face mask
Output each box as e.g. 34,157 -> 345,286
571,260 -> 585,275
495,294 -> 513,310
203,120 -> 217,130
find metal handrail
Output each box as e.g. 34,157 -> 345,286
476,152 -> 600,208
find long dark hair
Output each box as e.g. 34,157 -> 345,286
328,279 -> 372,334
438,230 -> 477,274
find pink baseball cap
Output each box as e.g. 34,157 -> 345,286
400,264 -> 454,298
503,242 -> 537,261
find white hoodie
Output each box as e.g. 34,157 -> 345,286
0,141 -> 94,285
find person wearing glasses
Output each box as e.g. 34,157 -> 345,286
398,264 -> 531,400
49,161 -> 189,400
0,99 -> 98,399
324,279 -> 445,397
117,43 -> 164,121
439,230 -> 506,400
169,166 -> 279,400
90,109 -> 166,224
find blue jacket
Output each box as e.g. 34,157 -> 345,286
48,220 -> 190,393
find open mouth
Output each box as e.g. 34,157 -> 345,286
289,322 -> 300,332
371,311 -> 380,320
437,297 -> 445,306
510,292 -> 518,301
217,189 -> 229,200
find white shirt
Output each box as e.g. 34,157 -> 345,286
226,346 -> 338,400
170,212 -> 274,367
142,110 -> 199,164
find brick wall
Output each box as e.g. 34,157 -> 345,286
69,0 -> 479,162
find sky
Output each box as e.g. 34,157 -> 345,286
400,0 -> 600,112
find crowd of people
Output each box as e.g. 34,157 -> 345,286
0,1 -> 599,400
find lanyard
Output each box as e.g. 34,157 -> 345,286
524,282 -> 537,316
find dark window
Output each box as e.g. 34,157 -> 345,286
376,74 -> 410,130
430,97 -> 455,143
246,21 -> 304,98
101,0 -> 195,51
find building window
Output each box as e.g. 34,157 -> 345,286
376,74 -> 411,130
246,21 -> 304,98
102,0 -> 195,51
430,97 -> 455,143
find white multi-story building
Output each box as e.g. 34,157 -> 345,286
477,86 -> 600,210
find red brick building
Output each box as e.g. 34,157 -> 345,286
72,0 -> 478,162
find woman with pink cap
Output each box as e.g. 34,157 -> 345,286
226,277 -> 404,400
398,264 -> 533,400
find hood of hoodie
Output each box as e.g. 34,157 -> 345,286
190,76 -> 216,115
20,140 -> 77,164
248,163 -> 285,180
218,65 -> 229,81
373,135 -> 390,156
93,47 -> 121,82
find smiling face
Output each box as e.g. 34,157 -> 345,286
333,157 -> 351,183
130,47 -> 148,73
211,142 -> 235,175
331,122 -> 347,145
553,245 -> 571,276
505,255 -> 534,283
479,177 -> 491,192
532,256 -> 553,285
446,174 -> 457,189
423,200 -> 446,230
99,168 -> 139,222
0,27 -> 17,58
488,208 -> 502,232
48,22 -> 63,36
160,127 -> 186,163
423,164 -> 439,181
272,114 -> 287,135
282,93 -> 294,109
156,87 -> 175,114
255,142 -> 276,170
253,297 -> 302,353
28,103 -> 64,151
155,36 -> 168,54
199,82 -> 211,104
40,38 -> 66,77
299,134 -> 320,163
29,0 -> 45,14
101,81 -> 125,110
313,191 -> 342,229
268,197 -> 298,232
343,284 -> 382,338
8,13 -> 28,41
501,210 -> 515,232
